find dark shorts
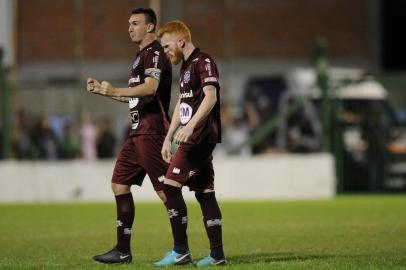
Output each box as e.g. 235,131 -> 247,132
166,141 -> 216,192
112,135 -> 168,191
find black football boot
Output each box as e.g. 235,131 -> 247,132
93,247 -> 132,264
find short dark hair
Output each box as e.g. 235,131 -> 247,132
131,8 -> 157,31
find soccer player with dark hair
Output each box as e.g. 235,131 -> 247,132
153,21 -> 226,267
86,7 -> 172,264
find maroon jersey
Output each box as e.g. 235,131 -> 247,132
128,40 -> 172,136
179,48 -> 221,143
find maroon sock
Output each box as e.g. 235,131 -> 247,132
163,184 -> 188,254
196,192 -> 224,259
115,193 -> 134,253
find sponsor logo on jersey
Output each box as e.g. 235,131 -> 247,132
173,167 -> 180,174
132,57 -> 140,69
204,76 -> 218,83
206,219 -> 222,227
183,71 -> 191,83
128,75 -> 140,85
129,97 -> 139,108
179,103 -> 193,124
124,228 -> 132,235
180,89 -> 193,99
130,111 -> 139,129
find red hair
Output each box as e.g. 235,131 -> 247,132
158,20 -> 191,42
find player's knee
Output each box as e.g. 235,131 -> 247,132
195,192 -> 204,203
111,182 -> 130,195
163,183 -> 182,197
156,190 -> 167,203
163,178 -> 182,187
195,190 -> 215,203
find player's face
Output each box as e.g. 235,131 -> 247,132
128,14 -> 148,43
160,33 -> 183,65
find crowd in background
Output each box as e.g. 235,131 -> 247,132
2,110 -> 119,161
0,94 -> 323,161
1,107 -> 254,160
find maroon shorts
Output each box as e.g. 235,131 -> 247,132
166,141 -> 216,191
112,135 -> 168,191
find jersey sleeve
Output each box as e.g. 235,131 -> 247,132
143,49 -> 163,82
197,56 -> 220,89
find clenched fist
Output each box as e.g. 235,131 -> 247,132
99,81 -> 114,96
87,77 -> 100,93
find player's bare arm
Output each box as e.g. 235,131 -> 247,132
94,77 -> 159,98
162,98 -> 181,163
111,97 -> 130,103
174,85 -> 217,144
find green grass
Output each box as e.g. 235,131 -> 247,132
1,195 -> 406,269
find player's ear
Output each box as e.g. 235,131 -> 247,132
146,23 -> 155,33
178,39 -> 185,48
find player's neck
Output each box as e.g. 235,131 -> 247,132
183,43 -> 195,61
139,34 -> 155,50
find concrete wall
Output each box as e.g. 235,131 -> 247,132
0,153 -> 336,203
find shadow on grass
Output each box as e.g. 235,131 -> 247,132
227,252 -> 336,265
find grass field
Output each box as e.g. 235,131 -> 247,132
1,195 -> 406,269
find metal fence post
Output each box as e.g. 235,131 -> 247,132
313,38 -> 331,152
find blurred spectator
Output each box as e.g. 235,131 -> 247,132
286,107 -> 321,152
48,115 -> 67,139
11,110 -> 34,159
220,103 -> 251,156
80,113 -> 97,161
276,94 -> 322,153
244,76 -> 286,154
60,122 -> 81,159
31,115 -> 60,160
96,117 -> 116,159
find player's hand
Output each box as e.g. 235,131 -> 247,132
86,77 -> 100,92
161,138 -> 172,163
100,81 -> 114,96
174,124 -> 194,144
